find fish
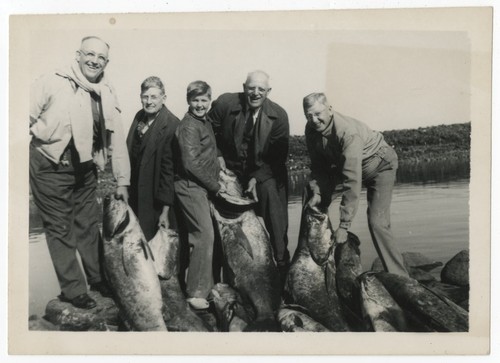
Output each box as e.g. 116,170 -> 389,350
211,283 -> 252,332
284,207 -> 349,332
217,168 -> 257,207
211,206 -> 281,332
334,233 -> 364,330
278,306 -> 331,332
102,195 -> 167,331
359,272 -> 408,332
375,272 -> 469,332
422,280 -> 469,312
304,206 -> 334,265
440,250 -> 469,287
149,227 -> 210,332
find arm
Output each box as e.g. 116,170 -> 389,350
177,122 -> 220,194
338,134 -> 364,230
156,126 -> 177,206
109,112 -> 131,201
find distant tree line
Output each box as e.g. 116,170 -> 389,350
287,122 -> 471,173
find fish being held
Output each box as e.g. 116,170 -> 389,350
284,206 -> 349,332
211,206 -> 281,332
102,196 -> 167,331
149,227 -> 210,332
217,168 -> 257,207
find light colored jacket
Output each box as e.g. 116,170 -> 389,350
306,110 -> 389,228
30,71 -> 130,186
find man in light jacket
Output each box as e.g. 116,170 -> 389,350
303,92 -> 408,277
30,36 -> 130,309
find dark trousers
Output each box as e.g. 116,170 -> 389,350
29,143 -> 103,299
255,177 -> 290,266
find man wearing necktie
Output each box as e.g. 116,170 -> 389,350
29,36 -> 130,309
126,76 -> 180,242
209,70 -> 291,290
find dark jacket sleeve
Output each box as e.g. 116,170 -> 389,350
250,109 -> 289,183
155,120 -> 178,206
176,121 -> 220,194
207,95 -> 225,157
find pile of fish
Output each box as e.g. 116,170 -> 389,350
99,170 -> 469,332
282,206 -> 469,332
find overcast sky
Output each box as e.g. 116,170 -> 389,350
28,13 -> 472,135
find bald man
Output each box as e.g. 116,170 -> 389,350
30,36 -> 130,309
209,71 -> 290,289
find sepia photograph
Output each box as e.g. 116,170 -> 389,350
6,3 -> 493,358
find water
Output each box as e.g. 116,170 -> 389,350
28,160 -> 470,317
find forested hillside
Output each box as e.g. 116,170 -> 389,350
288,122 -> 471,173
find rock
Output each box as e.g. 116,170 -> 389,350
441,250 -> 469,287
44,291 -> 120,331
29,315 -> 58,331
371,252 -> 443,282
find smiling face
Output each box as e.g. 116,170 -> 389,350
243,72 -> 271,110
188,93 -> 211,118
304,100 -> 333,133
140,87 -> 166,115
76,38 -> 109,83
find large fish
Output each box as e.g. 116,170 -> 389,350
211,206 -> 281,331
102,196 -> 167,331
149,227 -> 210,332
278,306 -> 331,332
334,233 -> 364,330
211,283 -> 252,332
375,272 -> 469,332
359,273 -> 408,332
217,169 -> 257,207
284,207 -> 349,331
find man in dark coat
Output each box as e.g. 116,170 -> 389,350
208,70 -> 290,286
126,76 -> 180,241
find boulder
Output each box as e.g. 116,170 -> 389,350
29,315 -> 58,331
441,250 -> 469,287
44,291 -> 120,331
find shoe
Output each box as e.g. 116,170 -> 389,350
187,297 -> 210,310
60,293 -> 97,310
90,281 -> 113,298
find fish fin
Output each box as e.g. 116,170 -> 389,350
140,239 -> 155,261
235,228 -> 254,259
122,248 -> 130,277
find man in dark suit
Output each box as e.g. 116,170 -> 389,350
209,70 -> 290,287
126,76 -> 180,241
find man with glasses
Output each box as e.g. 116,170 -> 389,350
126,76 -> 180,241
209,70 -> 291,290
30,36 -> 130,309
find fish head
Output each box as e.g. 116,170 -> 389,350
102,194 -> 130,240
305,206 -> 333,248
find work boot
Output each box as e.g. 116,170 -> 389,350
60,293 -> 97,310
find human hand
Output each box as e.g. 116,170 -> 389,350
244,178 -> 258,202
334,227 -> 348,244
115,186 -> 129,204
158,206 -> 170,229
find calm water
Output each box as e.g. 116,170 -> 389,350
29,159 -> 470,317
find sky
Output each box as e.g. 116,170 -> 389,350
27,13 -> 473,135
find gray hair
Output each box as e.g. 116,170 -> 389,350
81,36 -> 110,50
303,92 -> 329,111
141,76 -> 165,95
